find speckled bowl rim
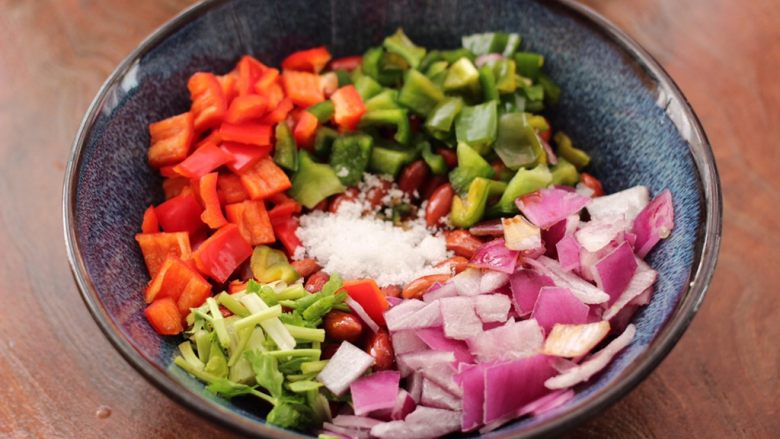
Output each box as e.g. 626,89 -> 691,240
62,1 -> 722,437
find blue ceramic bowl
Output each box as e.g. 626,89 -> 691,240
63,0 -> 721,437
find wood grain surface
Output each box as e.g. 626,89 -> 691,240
0,0 -> 777,437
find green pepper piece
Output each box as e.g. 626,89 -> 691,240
455,100 -> 498,155
363,47 -> 400,86
478,65 -> 499,102
554,131 -> 590,169
490,59 -> 517,94
383,29 -> 426,69
520,84 -> 545,113
448,142 -> 495,194
538,73 -> 561,105
364,89 -> 400,112
514,52 -> 545,80
273,123 -> 298,172
444,58 -> 480,92
335,69 -> 352,87
450,177 -> 491,228
313,126 -> 338,160
440,48 -> 475,64
494,112 -> 545,170
398,69 -> 445,116
369,144 -> 418,177
425,61 -> 449,78
353,75 -> 383,101
502,33 -> 522,57
359,109 -> 410,145
429,69 -> 448,89
425,97 -> 463,140
500,93 -> 526,114
550,157 -> 579,186
329,134 -> 373,186
462,32 -> 510,56
527,114 -> 550,133
487,179 -> 508,197
382,51 -> 410,72
259,263 -> 301,284
289,151 -> 346,208
306,100 -> 334,123
250,247 -> 288,281
490,164 -> 552,215
420,141 -> 448,176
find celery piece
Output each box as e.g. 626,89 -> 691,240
267,349 -> 321,359
193,330 -> 212,364
216,292 -> 249,318
286,372 -> 318,382
227,325 -> 254,367
284,325 -> 326,343
240,294 -> 296,351
207,297 -> 231,349
287,380 -> 323,393
277,284 -> 306,301
178,341 -> 205,370
300,360 -> 329,375
234,305 -> 283,333
204,342 -> 228,378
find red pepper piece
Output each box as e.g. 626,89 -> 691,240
162,177 -> 191,199
237,55 -> 269,96
293,111 -> 319,149
219,122 -> 272,146
341,279 -> 390,326
224,94 -> 269,124
144,297 -> 184,335
225,200 -> 276,245
193,224 -> 252,283
579,172 -> 604,197
173,143 -> 233,179
199,172 -> 228,229
147,112 -> 194,168
188,72 -> 227,132
268,197 -> 302,222
217,173 -> 249,204
144,256 -> 210,304
282,46 -> 332,73
331,85 -> 366,131
141,205 -> 160,233
271,215 -> 302,257
329,56 -> 363,72
281,70 -> 325,107
228,280 -> 248,294
261,97 -> 294,125
194,130 -> 221,150
155,191 -> 205,235
239,157 -> 292,200
217,72 -> 238,107
135,232 -> 192,278
253,68 -> 280,95
220,142 -> 272,174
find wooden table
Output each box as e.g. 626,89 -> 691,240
1,0 -> 777,437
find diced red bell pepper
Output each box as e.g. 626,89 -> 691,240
144,297 -> 184,335
329,55 -> 363,72
144,256 -> 210,304
198,172 -> 228,229
239,157 -> 292,200
293,111 -> 319,149
237,55 -> 269,96
228,280 -> 248,294
155,191 -> 205,235
268,194 -> 302,222
217,72 -> 238,106
253,68 -> 280,94
225,200 -> 275,245
264,83 -> 285,109
331,85 -> 366,131
260,97 -> 294,125
341,279 -> 390,326
148,112 -> 194,168
193,224 -> 252,283
163,177 -> 191,199
173,143 -> 233,178
579,172 -> 604,197
195,130 -> 222,150
219,122 -> 272,146
220,142 -> 272,173
225,94 -> 269,124
217,173 -> 249,204
135,232 -> 192,278
188,72 -> 227,132
159,165 -> 179,178
281,46 -> 332,73
141,205 -> 160,233
282,70 -> 325,107
271,215 -> 302,257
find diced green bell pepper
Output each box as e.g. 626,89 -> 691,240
514,52 -> 544,80
273,123 -> 298,172
538,73 -> 561,105
490,164 -> 552,215
494,112 -> 546,170
259,263 -> 301,284
450,177 -> 491,228
419,48 -> 475,72
363,47 -> 401,86
462,32 -> 519,56
289,151 -> 346,208
425,97 -> 464,140
250,246 -> 288,281
420,141 -> 448,175
520,84 -> 545,113
455,100 -> 498,155
553,131 -> 590,169
313,126 -> 338,160
550,157 -> 579,186
329,134 -> 374,186
502,33 -> 522,57
306,100 -> 334,123
369,143 -> 419,177
398,69 -> 445,116
448,142 -> 495,194
478,65 -> 499,102
425,61 -> 449,78
500,93 -> 526,114
444,58 -> 480,92
490,59 -> 517,94
359,109 -> 410,145
353,75 -> 383,101
383,28 -> 426,69
527,114 -> 550,133
382,51 -> 410,72
364,89 -> 400,112
335,69 -> 352,87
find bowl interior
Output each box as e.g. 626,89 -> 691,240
67,0 -> 710,437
